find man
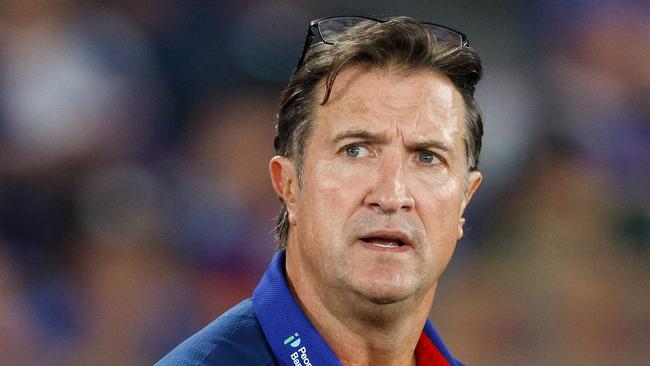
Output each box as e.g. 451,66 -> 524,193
158,16 -> 483,366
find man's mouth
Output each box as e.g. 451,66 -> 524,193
358,231 -> 412,250
360,237 -> 405,248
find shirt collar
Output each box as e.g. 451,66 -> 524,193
252,249 -> 462,366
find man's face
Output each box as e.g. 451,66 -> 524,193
275,65 -> 481,306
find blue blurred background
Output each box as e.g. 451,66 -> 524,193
0,1 -> 648,365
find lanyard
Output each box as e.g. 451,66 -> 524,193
252,250 -> 459,366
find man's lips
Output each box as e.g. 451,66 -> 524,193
358,230 -> 413,250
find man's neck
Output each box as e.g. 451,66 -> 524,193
285,251 -> 436,366
311,306 -> 423,366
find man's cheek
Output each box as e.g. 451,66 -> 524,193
324,159 -> 372,184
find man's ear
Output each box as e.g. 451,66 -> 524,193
269,156 -> 299,223
458,170 -> 482,239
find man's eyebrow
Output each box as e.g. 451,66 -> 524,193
332,130 -> 455,153
331,130 -> 386,144
407,140 -> 453,153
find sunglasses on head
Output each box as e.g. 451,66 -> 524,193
294,16 -> 469,71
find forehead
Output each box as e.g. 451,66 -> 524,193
312,65 -> 466,141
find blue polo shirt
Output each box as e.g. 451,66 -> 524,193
156,250 -> 464,366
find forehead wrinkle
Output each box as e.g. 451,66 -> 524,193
346,92 -> 372,118
416,79 -> 464,144
339,95 -> 458,152
383,74 -> 460,140
333,91 -> 405,137
406,100 -> 456,145
339,67 -> 428,115
318,66 -> 466,154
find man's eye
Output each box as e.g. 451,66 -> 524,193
418,151 -> 441,164
344,145 -> 369,158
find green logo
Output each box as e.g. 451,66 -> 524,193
283,332 -> 301,348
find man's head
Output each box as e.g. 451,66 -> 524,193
273,17 -> 482,249
269,16 -> 483,307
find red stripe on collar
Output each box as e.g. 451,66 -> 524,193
415,331 -> 451,366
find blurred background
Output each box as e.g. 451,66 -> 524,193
0,0 -> 647,365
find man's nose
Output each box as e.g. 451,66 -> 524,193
364,154 -> 415,213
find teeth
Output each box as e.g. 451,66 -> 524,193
371,242 -> 399,248
367,238 -> 401,248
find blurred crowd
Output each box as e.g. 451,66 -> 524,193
0,1 -> 647,365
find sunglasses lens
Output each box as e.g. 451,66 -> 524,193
426,26 -> 464,46
318,17 -> 377,43
318,17 -> 465,47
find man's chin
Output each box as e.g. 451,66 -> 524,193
365,294 -> 409,305
342,286 -> 421,326
351,282 -> 416,306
